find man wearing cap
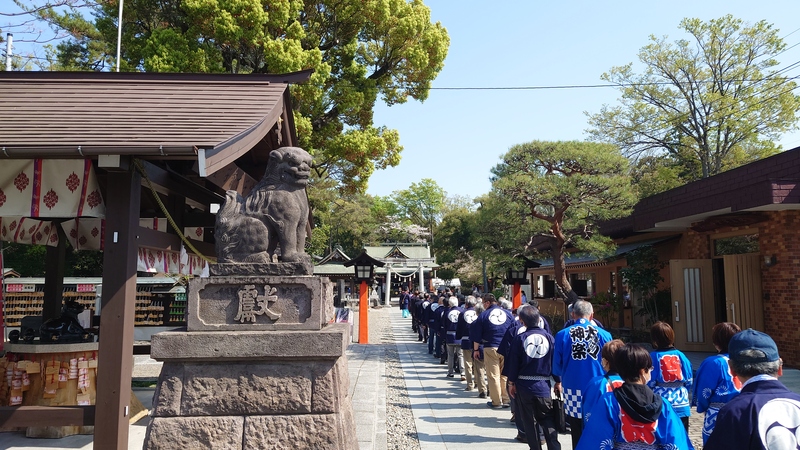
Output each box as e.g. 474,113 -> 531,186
706,328 -> 800,450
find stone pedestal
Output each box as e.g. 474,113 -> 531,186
142,273 -> 358,450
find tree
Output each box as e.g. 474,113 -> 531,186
391,178 -> 446,246
433,205 -> 476,277
487,141 -> 637,302
587,15 -> 800,180
1,242 -> 103,277
620,245 -> 668,326
10,0 -> 450,194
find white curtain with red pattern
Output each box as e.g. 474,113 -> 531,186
1,160 -> 207,275
137,247 -> 206,275
0,159 -> 105,219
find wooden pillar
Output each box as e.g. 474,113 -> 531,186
166,193 -> 185,235
94,166 -> 140,450
358,280 -> 368,344
42,225 -> 67,321
384,266 -> 392,306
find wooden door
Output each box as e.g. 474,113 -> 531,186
723,254 -> 764,331
670,259 -> 716,352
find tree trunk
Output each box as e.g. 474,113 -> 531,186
551,239 -> 577,303
550,217 -> 578,304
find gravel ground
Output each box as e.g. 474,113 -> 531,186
370,306 -> 422,450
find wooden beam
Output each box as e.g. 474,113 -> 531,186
0,406 -> 95,428
137,226 -> 216,257
140,160 -> 223,207
183,212 -> 217,228
95,167 -> 140,450
42,224 -> 67,321
204,163 -> 258,197
167,194 -> 186,236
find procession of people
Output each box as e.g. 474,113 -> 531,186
400,288 -> 799,450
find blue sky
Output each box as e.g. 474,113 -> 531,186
368,0 -> 800,200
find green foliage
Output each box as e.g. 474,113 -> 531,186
2,243 -> 47,276
433,205 -> 483,284
30,0 -> 449,195
68,249 -> 104,276
485,140 -> 636,296
306,180 -> 388,257
434,206 -> 475,263
630,156 -> 688,199
1,243 -> 103,277
620,245 -> 667,326
391,178 -> 446,245
589,291 -> 621,326
587,15 -> 800,180
306,181 -> 439,259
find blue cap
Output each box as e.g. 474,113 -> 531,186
728,329 -> 779,364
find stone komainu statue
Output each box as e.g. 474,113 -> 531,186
215,147 -> 312,264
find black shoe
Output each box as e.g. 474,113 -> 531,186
487,401 -> 502,409
514,434 -> 527,443
447,373 -> 455,378
478,392 -> 487,398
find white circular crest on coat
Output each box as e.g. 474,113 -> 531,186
524,333 -> 550,358
430,303 -> 440,311
422,301 -> 430,309
448,310 -> 460,323
488,309 -> 507,325
464,310 -> 478,324
758,398 -> 800,450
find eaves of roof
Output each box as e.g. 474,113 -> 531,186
0,70 -> 312,176
602,146 -> 800,234
532,236 -> 677,269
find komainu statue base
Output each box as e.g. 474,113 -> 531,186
142,273 -> 358,450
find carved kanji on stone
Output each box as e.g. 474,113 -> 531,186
234,284 -> 282,323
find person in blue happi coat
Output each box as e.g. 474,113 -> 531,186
441,296 -> 465,377
457,295 -> 486,396
423,296 -> 438,353
581,339 -> 625,426
470,293 -> 514,408
578,344 -> 693,450
647,321 -> 693,432
553,300 -> 612,449
706,329 -> 800,450
692,322 -> 741,445
506,305 -> 562,450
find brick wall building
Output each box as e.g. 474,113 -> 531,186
594,147 -> 800,366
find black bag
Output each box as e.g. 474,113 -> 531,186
552,395 -> 568,433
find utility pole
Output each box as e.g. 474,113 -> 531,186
116,1 -> 123,72
5,33 -> 12,71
